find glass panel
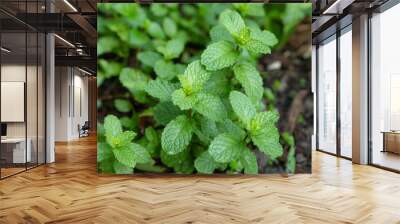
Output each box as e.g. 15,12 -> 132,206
38,32 -> 45,165
1,30 -> 27,177
25,0 -> 40,170
371,4 -> 400,171
318,36 -> 337,154
27,30 -> 38,169
340,28 -> 352,158
0,0 -> 46,178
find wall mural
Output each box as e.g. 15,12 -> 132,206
97,3 -> 312,175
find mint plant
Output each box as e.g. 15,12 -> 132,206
97,3 -> 311,174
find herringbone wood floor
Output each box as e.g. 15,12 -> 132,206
1,136 -> 400,224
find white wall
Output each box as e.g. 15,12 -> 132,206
55,66 -> 69,141
55,67 -> 89,141
1,65 -> 32,138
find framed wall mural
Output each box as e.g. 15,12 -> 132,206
97,3 -> 312,175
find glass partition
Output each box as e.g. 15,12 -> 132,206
0,1 -> 46,179
370,4 -> 400,171
27,30 -> 38,169
339,26 -> 352,158
317,35 -> 337,154
1,30 -> 27,178
38,32 -> 45,165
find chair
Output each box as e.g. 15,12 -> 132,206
78,121 -> 90,138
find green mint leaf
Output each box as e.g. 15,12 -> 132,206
282,132 -> 296,173
109,131 -> 136,149
114,99 -> 132,113
97,36 -> 119,56
174,160 -> 194,174
104,115 -> 123,139
244,28 -> 278,54
210,25 -> 234,43
194,151 -> 219,174
98,60 -> 122,78
233,62 -> 263,104
201,41 -> 238,71
204,70 -> 230,96
137,51 -> 162,67
217,119 -> 246,140
157,39 -> 185,60
150,4 -> 168,17
233,3 -> 265,17
120,116 -> 138,130
229,91 -> 256,126
97,142 -> 113,162
132,91 -> 150,104
163,18 -> 177,37
104,116 -> 136,148
208,133 -> 242,163
282,132 -> 295,146
179,60 -> 210,94
145,127 -> 159,145
240,149 -> 258,174
160,148 -> 190,168
160,148 -> 194,174
98,158 -> 114,173
153,101 -> 183,125
286,144 -> 296,174
109,4 -> 146,22
113,146 -> 137,168
119,68 -> 149,93
250,120 -> 283,160
193,93 -> 227,122
145,79 -> 178,102
172,89 -> 196,110
192,122 -> 212,145
235,27 -> 251,46
229,160 -> 244,173
146,21 -> 165,39
161,115 -> 193,155
125,29 -> 149,48
131,143 -> 152,164
219,9 -> 246,37
154,60 -> 178,80
113,161 -> 133,174
135,163 -> 166,173
200,117 -> 219,140
249,111 -> 279,133
249,111 -> 283,159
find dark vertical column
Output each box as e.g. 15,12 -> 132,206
336,24 -> 341,157
367,12 -> 373,165
25,0 -> 28,171
316,44 -> 320,150
36,0 -> 39,167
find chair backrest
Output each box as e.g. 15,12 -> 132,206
82,121 -> 90,129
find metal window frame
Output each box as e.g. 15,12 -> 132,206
315,18 -> 353,161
